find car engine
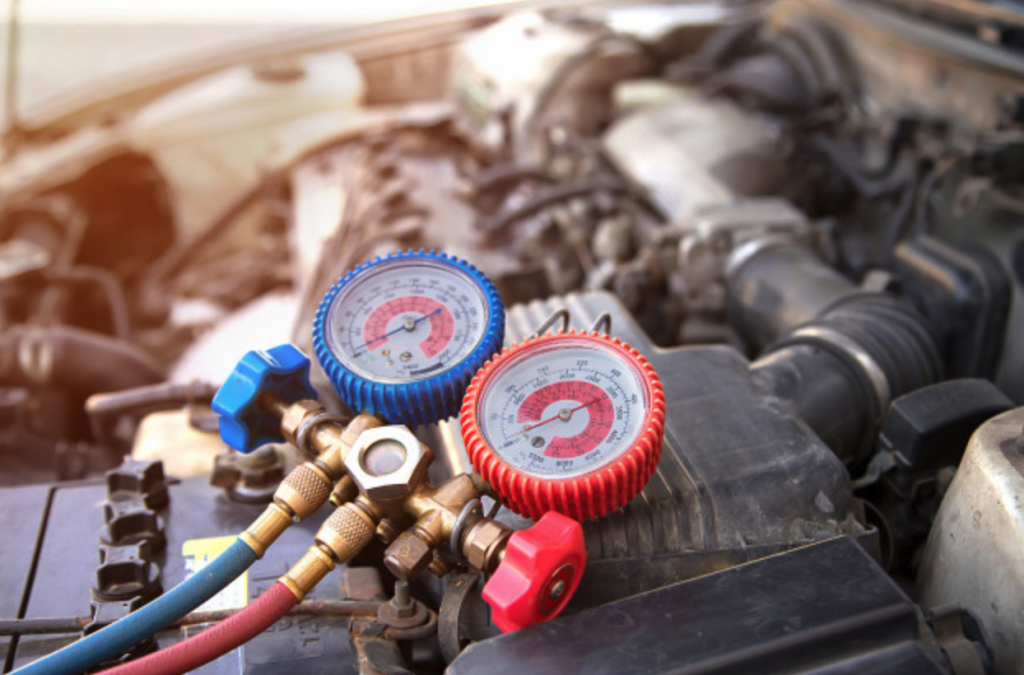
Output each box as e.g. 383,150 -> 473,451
1,1 -> 1022,674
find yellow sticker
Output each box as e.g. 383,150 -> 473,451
182,536 -> 249,611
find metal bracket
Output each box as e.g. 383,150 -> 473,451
590,312 -> 612,335
532,308 -> 570,338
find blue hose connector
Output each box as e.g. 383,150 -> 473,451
313,250 -> 504,426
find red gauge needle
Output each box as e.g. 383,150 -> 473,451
522,397 -> 599,433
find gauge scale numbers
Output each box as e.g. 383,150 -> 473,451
324,260 -> 488,383
478,341 -> 648,479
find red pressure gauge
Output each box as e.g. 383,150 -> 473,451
461,331 -> 665,521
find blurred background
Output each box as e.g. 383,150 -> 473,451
0,0 -> 506,130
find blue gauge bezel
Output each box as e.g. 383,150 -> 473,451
312,249 -> 505,426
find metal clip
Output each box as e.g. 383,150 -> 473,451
532,308 -> 570,338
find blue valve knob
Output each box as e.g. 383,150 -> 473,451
212,343 -> 317,453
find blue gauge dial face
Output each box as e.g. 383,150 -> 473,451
324,259 -> 489,384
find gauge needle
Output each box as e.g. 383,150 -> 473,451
522,397 -> 599,433
356,308 -> 441,351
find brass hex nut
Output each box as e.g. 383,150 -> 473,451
344,426 -> 433,502
280,400 -> 325,447
462,518 -> 513,574
384,531 -> 435,581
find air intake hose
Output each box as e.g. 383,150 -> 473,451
729,240 -> 943,463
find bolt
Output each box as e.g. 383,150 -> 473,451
532,436 -> 545,448
558,408 -> 572,421
404,318 -> 416,332
394,581 -> 411,606
390,581 -> 415,618
548,579 -> 566,601
400,352 -> 412,362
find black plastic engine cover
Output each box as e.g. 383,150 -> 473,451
449,537 -> 955,675
488,292 -> 868,606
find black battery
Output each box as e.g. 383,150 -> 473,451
1,473 -> 359,675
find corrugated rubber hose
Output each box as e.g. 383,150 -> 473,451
12,538 -> 259,675
99,582 -> 299,675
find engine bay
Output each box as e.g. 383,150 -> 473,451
1,1 -> 1023,673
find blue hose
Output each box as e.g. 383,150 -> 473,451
13,538 -> 258,675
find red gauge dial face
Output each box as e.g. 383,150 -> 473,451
325,260 -> 487,383
516,380 -> 614,459
477,339 -> 648,479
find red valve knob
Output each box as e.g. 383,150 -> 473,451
482,512 -> 586,633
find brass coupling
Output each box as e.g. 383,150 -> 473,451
329,475 -> 359,507
239,392 -> 386,566
316,501 -> 378,563
274,462 -> 333,520
263,384 -> 385,477
266,413 -> 387,521
281,406 -> 385,479
240,460 -> 337,558
279,545 -> 335,601
240,501 -> 293,558
376,472 -> 495,580
384,529 -> 438,582
279,501 -> 379,600
382,514 -> 512,579
460,516 -> 513,574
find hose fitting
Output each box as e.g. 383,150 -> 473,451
240,457 -> 341,558
279,502 -> 379,600
279,546 -> 336,601
240,502 -> 293,559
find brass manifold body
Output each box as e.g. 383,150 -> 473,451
238,395 -> 384,559
247,394 -> 515,599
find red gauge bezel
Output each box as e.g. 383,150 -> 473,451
461,330 -> 665,521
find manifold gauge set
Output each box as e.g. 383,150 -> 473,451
14,250 -> 664,675
313,250 -> 665,521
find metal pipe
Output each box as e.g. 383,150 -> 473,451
86,381 -> 217,446
0,600 -> 383,637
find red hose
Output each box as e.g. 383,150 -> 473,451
101,582 -> 298,675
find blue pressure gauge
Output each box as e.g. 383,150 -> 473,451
312,250 -> 505,426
